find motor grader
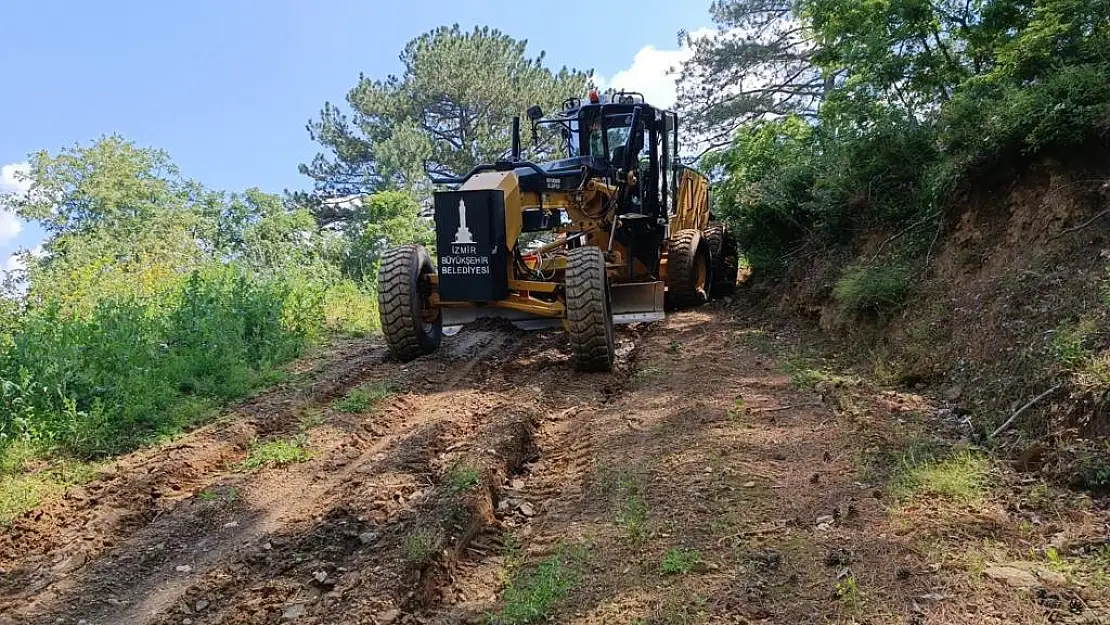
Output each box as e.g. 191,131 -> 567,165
378,90 -> 739,372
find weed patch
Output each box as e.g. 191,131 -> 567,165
403,526 -> 445,566
333,381 -> 394,413
660,548 -> 701,574
236,434 -> 310,471
0,458 -> 96,526
727,395 -> 747,422
490,547 -> 584,624
835,573 -> 862,611
608,473 -> 650,541
891,450 -> 990,503
0,265 -> 322,460
784,360 -> 859,392
734,328 -> 774,355
445,463 -> 481,493
833,264 -> 910,313
632,364 -> 663,385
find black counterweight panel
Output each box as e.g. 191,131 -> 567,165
434,190 -> 509,302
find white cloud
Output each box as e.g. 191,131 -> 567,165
4,253 -> 25,273
0,213 -> 20,245
4,245 -> 43,274
0,162 -> 30,245
0,163 -> 31,196
594,29 -> 715,110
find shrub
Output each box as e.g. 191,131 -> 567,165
323,280 -> 379,336
832,264 -> 911,313
0,263 -> 325,459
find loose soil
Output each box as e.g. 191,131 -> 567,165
2,306 -> 1108,625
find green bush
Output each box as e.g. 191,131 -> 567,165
832,264 -> 911,313
705,1 -> 1110,282
709,114 -> 940,277
324,280 -> 380,336
0,263 -> 325,459
940,63 -> 1110,175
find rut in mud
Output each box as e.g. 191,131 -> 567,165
2,306 -> 1108,625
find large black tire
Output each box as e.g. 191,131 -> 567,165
378,245 -> 442,362
704,222 -> 739,297
565,247 -> 615,372
666,228 -> 711,309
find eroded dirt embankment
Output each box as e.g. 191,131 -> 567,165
771,152 -> 1110,487
2,306 -> 1108,625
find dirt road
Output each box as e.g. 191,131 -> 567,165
2,305 -> 1107,625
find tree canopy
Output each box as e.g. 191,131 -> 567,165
691,0 -> 1110,274
302,24 -> 592,210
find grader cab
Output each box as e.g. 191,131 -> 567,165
378,91 -> 739,372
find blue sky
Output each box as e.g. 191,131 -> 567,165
0,0 -> 713,268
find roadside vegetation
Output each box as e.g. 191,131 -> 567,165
689,0 -> 1110,285
0,25 -> 582,521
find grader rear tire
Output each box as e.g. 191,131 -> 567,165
704,222 -> 739,297
566,247 -> 615,372
378,245 -> 442,362
666,228 -> 711,309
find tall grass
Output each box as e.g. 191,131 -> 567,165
0,263 -> 326,460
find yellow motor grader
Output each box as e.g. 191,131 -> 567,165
378,91 -> 738,372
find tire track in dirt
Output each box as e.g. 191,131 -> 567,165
21,306 -> 1062,625
0,329 -> 537,625
0,338 -> 388,606
419,306 -> 1110,625
411,307 -> 945,624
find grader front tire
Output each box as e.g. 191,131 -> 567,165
378,245 -> 442,362
565,247 -> 615,373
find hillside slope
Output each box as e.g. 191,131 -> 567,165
1,305 -> 1107,625
772,152 -> 1110,483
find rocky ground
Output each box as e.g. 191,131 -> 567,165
1,304 -> 1108,625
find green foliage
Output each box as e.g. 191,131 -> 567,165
660,548 -> 701,575
333,381 -> 394,414
0,455 -> 96,525
835,573 -> 862,610
446,463 -> 481,493
341,191 -> 433,281
727,395 -> 747,421
0,137 -> 344,475
403,527 -> 445,566
615,479 -> 650,542
0,265 -> 322,459
676,0 -> 823,142
323,280 -> 379,336
693,0 -> 1110,281
237,434 -> 311,471
833,264 -> 911,313
490,551 -> 579,624
891,451 -> 991,503
1052,318 -> 1097,369
304,24 -> 591,199
1074,441 -> 1110,490
940,62 -> 1110,176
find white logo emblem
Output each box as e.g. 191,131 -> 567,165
452,198 -> 474,244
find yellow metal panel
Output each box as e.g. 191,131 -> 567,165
673,167 -> 710,232
494,294 -> 565,317
507,279 -> 559,293
461,171 -> 522,251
